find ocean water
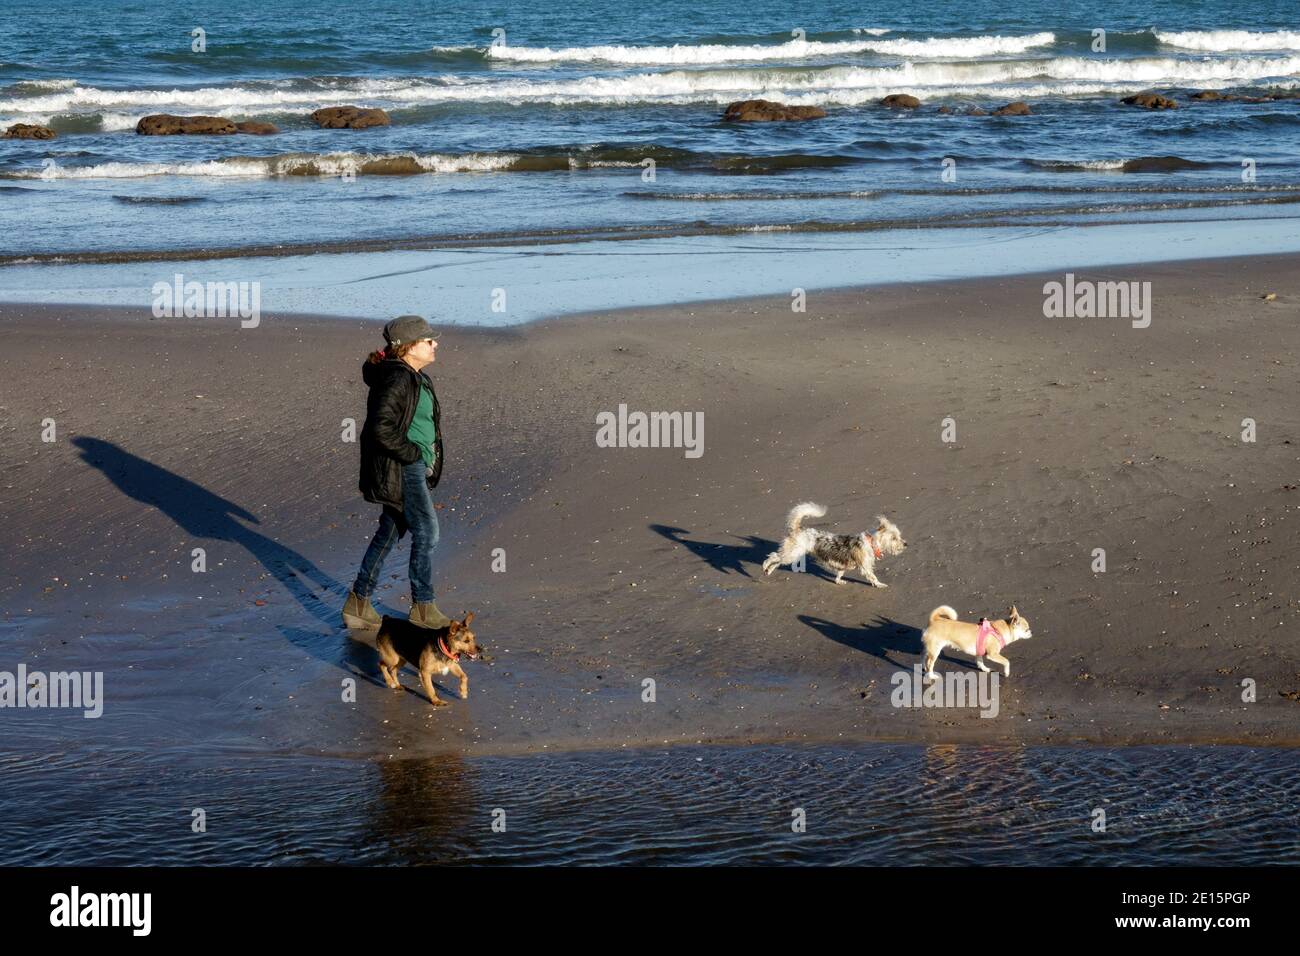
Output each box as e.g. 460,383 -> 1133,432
3,0 -> 1300,264
2,744 -> 1296,865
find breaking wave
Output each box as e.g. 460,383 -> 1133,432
5,55 -> 1297,122
477,32 -> 1056,65
1025,156 -> 1216,172
1155,29 -> 1300,52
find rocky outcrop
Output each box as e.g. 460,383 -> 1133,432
721,100 -> 827,122
722,99 -> 827,122
1121,93 -> 1178,110
880,93 -> 920,109
136,115 -> 279,135
3,123 -> 56,140
965,107 -> 988,116
136,114 -> 237,135
310,106 -> 391,129
234,120 -> 279,135
1190,90 -> 1283,103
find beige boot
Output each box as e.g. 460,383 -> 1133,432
409,601 -> 452,629
341,591 -> 381,630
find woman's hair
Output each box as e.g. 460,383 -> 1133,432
367,341 -> 418,364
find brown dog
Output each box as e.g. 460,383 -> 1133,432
375,612 -> 482,707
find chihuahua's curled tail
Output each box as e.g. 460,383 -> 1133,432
929,605 -> 958,625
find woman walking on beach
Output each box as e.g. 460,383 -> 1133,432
341,315 -> 452,630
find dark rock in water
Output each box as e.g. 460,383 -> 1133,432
3,123 -> 56,140
992,101 -> 1032,115
136,114 -> 237,135
1189,90 -> 1272,103
1121,155 -> 1211,173
880,93 -> 920,109
1269,90 -> 1300,100
965,107 -> 987,116
310,106 -> 391,129
1121,93 -> 1178,110
936,106 -> 954,114
235,121 -> 279,135
721,99 -> 827,122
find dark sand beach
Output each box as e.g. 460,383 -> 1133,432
2,253 -> 1298,759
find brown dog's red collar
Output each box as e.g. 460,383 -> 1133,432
865,532 -> 883,560
438,636 -> 459,661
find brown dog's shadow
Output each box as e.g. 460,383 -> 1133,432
799,614 -> 978,671
281,625 -> 464,700
392,678 -> 462,702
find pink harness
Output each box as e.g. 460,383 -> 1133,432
976,618 -> 1005,657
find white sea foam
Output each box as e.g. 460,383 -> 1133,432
15,159 -> 273,179
1155,29 -> 1300,52
482,32 -> 1056,64
854,32 -> 1057,57
7,151 -> 523,180
0,77 -> 429,113
402,54 -> 1298,102
1010,53 -> 1300,84
3,54 -> 1297,119
92,112 -> 144,131
1030,159 -> 1128,170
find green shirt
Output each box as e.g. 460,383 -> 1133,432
406,379 -> 437,468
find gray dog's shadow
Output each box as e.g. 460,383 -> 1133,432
651,524 -> 844,583
651,524 -> 770,578
799,614 -> 979,671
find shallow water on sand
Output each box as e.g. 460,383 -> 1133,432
2,744 -> 1295,865
4,218 -> 1300,324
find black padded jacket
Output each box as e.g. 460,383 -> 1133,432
358,358 -> 443,511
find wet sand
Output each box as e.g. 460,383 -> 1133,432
2,253 -> 1298,756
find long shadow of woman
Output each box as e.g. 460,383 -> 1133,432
72,436 -> 344,628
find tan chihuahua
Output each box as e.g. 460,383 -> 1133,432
921,604 -> 1033,681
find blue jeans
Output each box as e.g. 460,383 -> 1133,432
352,459 -> 440,604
